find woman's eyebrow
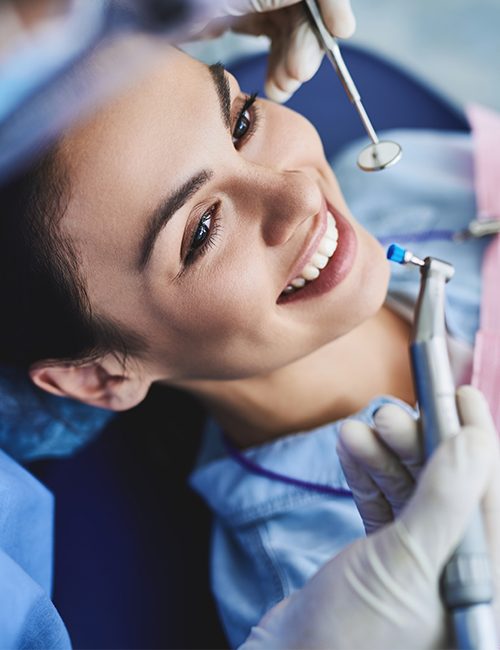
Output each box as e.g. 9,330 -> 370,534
138,169 -> 213,271
208,62 -> 231,130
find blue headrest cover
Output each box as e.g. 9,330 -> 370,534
0,364 -> 113,462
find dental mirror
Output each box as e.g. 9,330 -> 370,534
304,0 -> 403,172
357,140 -> 402,172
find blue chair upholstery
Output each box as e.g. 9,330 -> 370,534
28,45 -> 468,649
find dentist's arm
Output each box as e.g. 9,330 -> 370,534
239,387 -> 500,649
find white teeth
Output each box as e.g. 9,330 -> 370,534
326,211 -> 338,239
310,252 -> 329,269
318,237 -> 338,257
282,209 -> 340,296
301,264 -> 321,281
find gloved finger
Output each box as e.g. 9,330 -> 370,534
264,0 -> 356,102
400,423 -> 498,577
317,0 -> 356,38
339,419 -> 415,519
373,404 -> 423,479
456,384 -> 497,434
223,0 -> 356,37
265,12 -> 322,102
337,433 -> 394,534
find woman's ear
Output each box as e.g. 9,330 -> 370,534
29,355 -> 152,411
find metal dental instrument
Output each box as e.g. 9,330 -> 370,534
304,0 -> 402,172
387,243 -> 497,650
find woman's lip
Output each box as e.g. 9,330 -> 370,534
277,204 -> 357,304
283,200 -> 328,288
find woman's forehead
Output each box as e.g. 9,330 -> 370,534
61,49 -> 217,202
63,48 -> 204,158
57,48 -> 224,277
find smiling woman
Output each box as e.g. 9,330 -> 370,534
0,43 -> 422,645
11,46 -> 404,409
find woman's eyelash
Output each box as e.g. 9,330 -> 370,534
185,202 -> 222,265
232,92 -> 260,147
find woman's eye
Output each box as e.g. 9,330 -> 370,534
231,93 -> 258,147
184,203 -> 221,266
232,109 -> 251,144
191,212 -> 212,251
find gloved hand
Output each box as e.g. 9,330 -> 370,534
337,398 -> 424,533
198,0 -> 355,103
240,386 -> 500,649
337,385 -> 495,534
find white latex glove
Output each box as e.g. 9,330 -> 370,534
337,399 -> 424,533
240,386 -> 500,649
199,0 -> 355,103
337,386 -> 495,534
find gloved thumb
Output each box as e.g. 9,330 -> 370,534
399,421 -> 499,577
456,384 -> 497,433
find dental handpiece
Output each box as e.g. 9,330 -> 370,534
387,244 -> 497,650
304,0 -> 402,171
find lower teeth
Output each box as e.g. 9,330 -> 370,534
283,281 -> 309,295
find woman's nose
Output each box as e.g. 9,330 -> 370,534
250,167 -> 324,247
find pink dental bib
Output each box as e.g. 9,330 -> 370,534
468,104 -> 500,429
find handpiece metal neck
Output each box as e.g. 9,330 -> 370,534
413,258 -> 454,343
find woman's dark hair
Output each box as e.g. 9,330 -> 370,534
0,148 -> 143,370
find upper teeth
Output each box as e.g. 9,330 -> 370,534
283,211 -> 339,294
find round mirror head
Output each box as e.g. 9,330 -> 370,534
357,140 -> 402,172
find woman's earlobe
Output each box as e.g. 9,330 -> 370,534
29,358 -> 151,411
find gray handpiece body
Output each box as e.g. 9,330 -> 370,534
411,258 -> 496,648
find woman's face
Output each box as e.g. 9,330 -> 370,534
60,47 -> 389,382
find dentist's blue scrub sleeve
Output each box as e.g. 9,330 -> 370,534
0,449 -> 70,648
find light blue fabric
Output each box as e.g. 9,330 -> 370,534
190,129 -> 487,648
0,449 -> 71,648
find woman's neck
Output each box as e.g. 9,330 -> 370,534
178,305 -> 415,448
